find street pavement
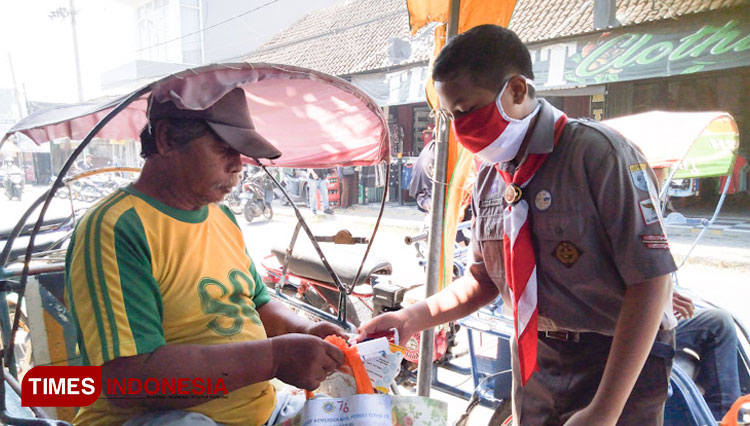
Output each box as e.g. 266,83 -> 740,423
4,185 -> 750,424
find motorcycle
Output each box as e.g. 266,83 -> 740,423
242,174 -> 273,223
3,172 -> 24,201
224,179 -> 247,215
275,169 -> 309,207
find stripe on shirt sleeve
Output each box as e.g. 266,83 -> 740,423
113,208 -> 165,356
249,259 -> 270,308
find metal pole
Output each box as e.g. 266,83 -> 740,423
416,0 -> 460,397
69,0 -> 84,102
6,53 -> 25,118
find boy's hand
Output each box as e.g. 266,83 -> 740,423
356,311 -> 412,346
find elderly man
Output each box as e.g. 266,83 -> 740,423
66,88 -> 345,426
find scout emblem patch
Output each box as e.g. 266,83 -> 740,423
504,183 -> 523,205
629,163 -> 649,192
553,241 -> 582,268
641,234 -> 670,249
535,190 -> 552,211
639,198 -> 660,225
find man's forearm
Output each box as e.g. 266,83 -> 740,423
103,340 -> 275,409
258,299 -> 311,337
589,274 -> 671,422
403,275 -> 499,335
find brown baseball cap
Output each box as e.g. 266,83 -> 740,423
148,87 -> 282,160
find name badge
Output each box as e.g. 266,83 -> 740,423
479,198 -> 503,208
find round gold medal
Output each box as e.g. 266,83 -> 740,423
504,184 -> 523,205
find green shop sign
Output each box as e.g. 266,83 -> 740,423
529,11 -> 750,90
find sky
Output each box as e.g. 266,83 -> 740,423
0,0 -> 340,108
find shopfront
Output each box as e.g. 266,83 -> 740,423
529,5 -> 750,198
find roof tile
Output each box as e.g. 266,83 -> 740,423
244,0 -> 432,76
245,0 -> 748,76
509,0 -> 749,43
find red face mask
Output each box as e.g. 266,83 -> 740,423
451,79 -> 539,163
451,99 -> 509,153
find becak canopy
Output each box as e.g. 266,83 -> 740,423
1,63 -> 389,168
604,111 -> 739,179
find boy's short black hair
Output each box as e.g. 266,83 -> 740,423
432,25 -> 534,94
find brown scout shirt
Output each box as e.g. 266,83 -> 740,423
469,99 -> 677,335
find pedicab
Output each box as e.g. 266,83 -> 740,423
453,111 -> 750,425
0,62 -> 393,424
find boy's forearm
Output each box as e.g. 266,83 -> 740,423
588,274 -> 671,422
404,275 -> 499,333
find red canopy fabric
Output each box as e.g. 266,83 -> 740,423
2,63 -> 389,168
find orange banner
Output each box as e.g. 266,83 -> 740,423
406,0 -> 516,289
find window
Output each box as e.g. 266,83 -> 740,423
136,0 -> 169,61
180,0 -> 203,64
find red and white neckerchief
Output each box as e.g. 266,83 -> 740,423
495,107 -> 567,385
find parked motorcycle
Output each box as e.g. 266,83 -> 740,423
275,169 -> 309,207
242,171 -> 273,223
3,171 -> 24,201
224,180 -> 247,215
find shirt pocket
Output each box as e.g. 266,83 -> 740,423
532,212 -> 588,272
474,213 -> 506,281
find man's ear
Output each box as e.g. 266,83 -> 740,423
507,75 -> 528,105
154,120 -> 175,157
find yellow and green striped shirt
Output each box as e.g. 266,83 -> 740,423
65,185 -> 275,426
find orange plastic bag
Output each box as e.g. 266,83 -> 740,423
305,335 -> 374,399
721,394 -> 750,426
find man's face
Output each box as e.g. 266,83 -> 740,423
172,131 -> 242,206
435,73 -> 497,120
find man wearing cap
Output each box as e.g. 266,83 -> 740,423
66,88 -> 345,426
359,26 -> 676,425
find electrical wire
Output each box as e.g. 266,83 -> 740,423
133,0 -> 282,54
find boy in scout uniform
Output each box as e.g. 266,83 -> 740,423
358,25 -> 677,425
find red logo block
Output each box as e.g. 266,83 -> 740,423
22,366 -> 102,407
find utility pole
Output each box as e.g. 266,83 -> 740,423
7,53 -> 25,118
49,0 -> 84,102
69,0 -> 84,102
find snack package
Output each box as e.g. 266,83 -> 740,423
314,335 -> 404,397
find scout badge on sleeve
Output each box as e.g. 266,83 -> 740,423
639,199 -> 660,225
629,163 -> 650,192
641,234 -> 670,249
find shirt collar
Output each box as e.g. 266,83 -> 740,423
526,98 -> 558,155
495,98 -> 559,172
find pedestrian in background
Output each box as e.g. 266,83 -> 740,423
307,168 -> 333,214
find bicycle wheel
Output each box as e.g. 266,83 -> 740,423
263,205 -> 273,220
308,286 -> 371,328
488,400 -> 512,426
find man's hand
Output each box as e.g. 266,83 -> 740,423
304,321 -> 348,340
356,311 -> 413,346
271,334 -> 344,390
672,291 -> 695,320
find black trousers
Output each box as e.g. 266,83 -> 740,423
511,329 -> 674,426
